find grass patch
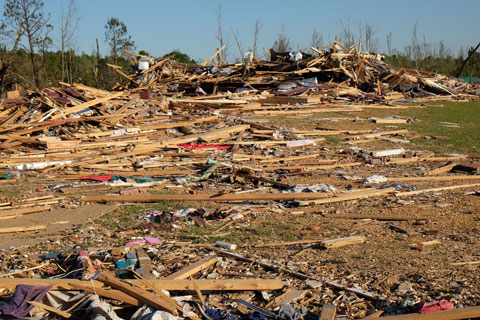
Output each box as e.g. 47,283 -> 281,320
371,101 -> 480,156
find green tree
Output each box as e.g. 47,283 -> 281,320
104,17 -> 135,64
3,0 -> 50,87
164,50 -> 196,64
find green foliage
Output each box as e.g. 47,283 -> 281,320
164,50 -> 196,64
104,17 -> 135,62
384,47 -> 480,79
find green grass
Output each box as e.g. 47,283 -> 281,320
374,101 -> 480,156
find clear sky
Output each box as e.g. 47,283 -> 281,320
6,0 -> 480,61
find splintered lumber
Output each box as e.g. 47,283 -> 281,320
320,214 -> 427,222
201,44 -> 226,66
322,236 -> 367,248
234,170 -> 290,188
82,192 -> 333,203
96,273 -> 178,314
372,118 -> 408,124
162,124 -> 250,145
173,98 -> 248,104
350,130 -> 408,140
0,278 -> 285,291
386,175 -> 480,182
266,289 -> 305,309
387,156 -> 465,164
216,250 -> 377,299
425,163 -> 457,176
376,306 -> 480,320
253,239 -> 325,248
396,183 -> 480,197
300,187 -> 395,205
0,225 -> 47,233
68,282 -> 141,306
165,257 -> 217,280
28,301 -> 71,318
319,304 -> 336,320
51,91 -> 124,120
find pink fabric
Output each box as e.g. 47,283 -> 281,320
126,237 -> 162,246
178,144 -> 232,150
417,300 -> 454,314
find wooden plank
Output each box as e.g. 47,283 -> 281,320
388,156 -> 465,164
253,239 -> 325,248
364,310 -> 384,318
0,278 -> 285,291
372,118 -> 408,124
68,282 -> 140,306
322,235 -> 367,248
173,98 -> 248,104
318,304 -> 336,320
136,248 -> 154,279
425,163 -> 457,176
386,175 -> 480,182
0,225 -> 47,233
51,91 -> 124,120
28,301 -> 71,318
300,187 -> 396,205
165,257 -> 217,280
201,44 -> 227,66
376,306 -> 480,320
82,192 -> 334,203
96,273 -> 178,314
396,183 -> 480,197
320,214 -> 426,222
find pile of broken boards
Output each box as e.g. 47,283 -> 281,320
1,243 -> 480,319
1,40 -> 480,320
113,39 -> 480,102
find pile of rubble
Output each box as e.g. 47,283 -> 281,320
0,40 -> 479,319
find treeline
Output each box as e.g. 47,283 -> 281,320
0,0 -> 478,95
3,42 -> 478,94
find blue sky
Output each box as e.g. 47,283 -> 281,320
6,0 -> 480,61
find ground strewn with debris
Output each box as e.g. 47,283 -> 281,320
0,43 -> 479,319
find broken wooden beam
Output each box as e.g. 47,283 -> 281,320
396,183 -> 480,197
322,235 -> 367,248
0,278 -> 285,291
96,272 -> 179,314
82,192 -> 333,203
164,257 -> 217,280
318,304 -> 336,320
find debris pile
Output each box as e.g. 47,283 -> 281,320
0,40 -> 479,319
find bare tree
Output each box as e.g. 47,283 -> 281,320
310,28 -> 323,50
339,16 -> 355,48
231,28 -> 244,62
386,32 -> 392,56
59,0 -> 80,83
362,22 -> 378,52
411,23 -> 422,66
215,1 -> 227,63
252,19 -> 261,58
272,23 -> 291,52
3,0 -> 51,87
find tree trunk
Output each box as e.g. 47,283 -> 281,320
456,41 -> 480,78
26,32 -> 40,88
